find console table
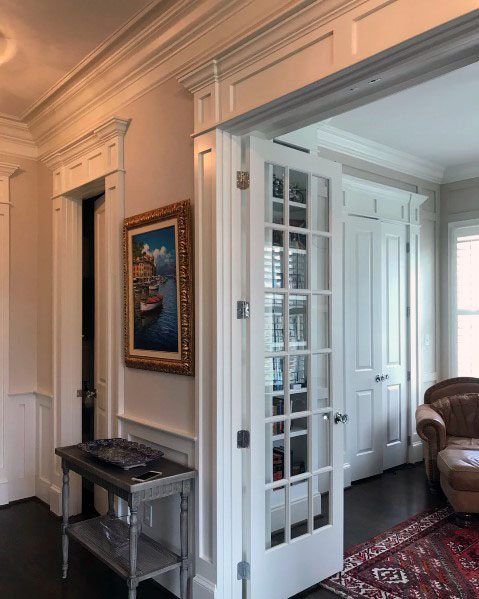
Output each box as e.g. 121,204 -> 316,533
55,445 -> 196,599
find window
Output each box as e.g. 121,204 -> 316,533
452,226 -> 479,376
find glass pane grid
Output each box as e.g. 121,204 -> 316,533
264,163 -> 332,550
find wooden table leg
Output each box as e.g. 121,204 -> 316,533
180,485 -> 190,599
107,491 -> 115,518
128,504 -> 139,599
61,464 -> 70,579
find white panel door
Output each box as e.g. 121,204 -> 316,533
245,136 -> 344,599
345,216 -> 383,482
94,195 -> 109,512
381,221 -> 408,470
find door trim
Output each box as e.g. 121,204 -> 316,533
46,118 -> 128,515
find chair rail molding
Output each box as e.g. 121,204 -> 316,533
0,163 -> 18,504
46,118 -> 128,516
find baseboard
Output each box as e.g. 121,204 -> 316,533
408,441 -> 423,464
0,479 -> 9,505
192,574 -> 216,599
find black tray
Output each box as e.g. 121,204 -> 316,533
78,438 -> 163,470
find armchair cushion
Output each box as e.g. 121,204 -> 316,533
431,393 -> 479,438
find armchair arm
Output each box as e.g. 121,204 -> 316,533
416,404 -> 447,483
416,404 -> 447,448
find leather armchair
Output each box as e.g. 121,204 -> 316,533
416,378 -> 479,484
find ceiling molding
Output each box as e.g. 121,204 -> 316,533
317,124 -> 445,183
443,163 -> 479,183
0,115 -> 37,159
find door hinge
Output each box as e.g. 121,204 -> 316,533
407,434 -> 412,445
237,430 -> 250,449
407,371 -> 411,381
236,171 -> 250,190
237,300 -> 250,319
406,242 -> 410,253
406,307 -> 411,318
237,561 -> 250,580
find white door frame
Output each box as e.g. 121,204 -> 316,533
44,117 -> 129,515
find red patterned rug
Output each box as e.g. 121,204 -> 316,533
321,506 -> 479,598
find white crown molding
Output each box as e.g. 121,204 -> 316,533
23,0 -> 362,154
317,124 -> 445,183
0,115 -> 37,159
443,163 -> 479,183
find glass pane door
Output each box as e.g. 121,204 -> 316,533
264,163 -> 333,547
245,136 -> 343,599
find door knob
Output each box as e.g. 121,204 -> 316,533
384,374 -> 389,380
334,412 -> 349,424
375,375 -> 382,383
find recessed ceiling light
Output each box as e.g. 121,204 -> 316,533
0,28 -> 17,67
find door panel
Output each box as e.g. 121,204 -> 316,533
345,216 -> 382,482
382,222 -> 407,470
94,195 -> 109,513
246,136 -> 343,599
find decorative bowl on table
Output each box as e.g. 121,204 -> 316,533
77,438 -> 163,470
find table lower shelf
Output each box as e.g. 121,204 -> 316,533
68,516 -> 181,582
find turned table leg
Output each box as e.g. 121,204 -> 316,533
107,491 -> 115,518
128,504 -> 139,599
180,486 -> 190,599
61,464 -> 70,579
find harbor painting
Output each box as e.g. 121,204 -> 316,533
124,201 -> 194,375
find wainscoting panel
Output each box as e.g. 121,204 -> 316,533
7,393 -> 36,502
118,414 -> 196,598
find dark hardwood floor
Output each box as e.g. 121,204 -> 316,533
0,462 -> 445,599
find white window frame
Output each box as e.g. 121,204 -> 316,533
449,219 -> 479,377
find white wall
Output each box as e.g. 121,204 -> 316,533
440,177 -> 479,377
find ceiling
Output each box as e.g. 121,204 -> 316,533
0,0 -> 152,117
328,60 -> 479,171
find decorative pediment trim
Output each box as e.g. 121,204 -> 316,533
0,115 -> 37,159
0,162 -> 19,178
42,117 -> 130,197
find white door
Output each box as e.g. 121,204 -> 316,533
244,137 -> 344,599
345,217 -> 407,481
94,194 -> 109,512
381,221 -> 408,470
345,216 -> 383,482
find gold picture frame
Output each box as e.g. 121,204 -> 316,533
123,200 -> 194,375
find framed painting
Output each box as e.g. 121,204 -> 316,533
123,200 -> 194,375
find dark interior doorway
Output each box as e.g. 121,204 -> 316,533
81,194 -> 102,513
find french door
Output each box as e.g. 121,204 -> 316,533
243,136 -> 344,598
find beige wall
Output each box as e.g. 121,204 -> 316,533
120,78 -> 195,434
0,153 -> 38,394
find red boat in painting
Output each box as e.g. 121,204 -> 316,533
140,294 -> 163,314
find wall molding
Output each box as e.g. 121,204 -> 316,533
118,413 -> 196,443
317,124 -> 445,183
0,115 -> 37,159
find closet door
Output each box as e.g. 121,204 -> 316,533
381,222 -> 408,470
345,216 -> 383,482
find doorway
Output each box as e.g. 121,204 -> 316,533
81,192 -> 105,513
